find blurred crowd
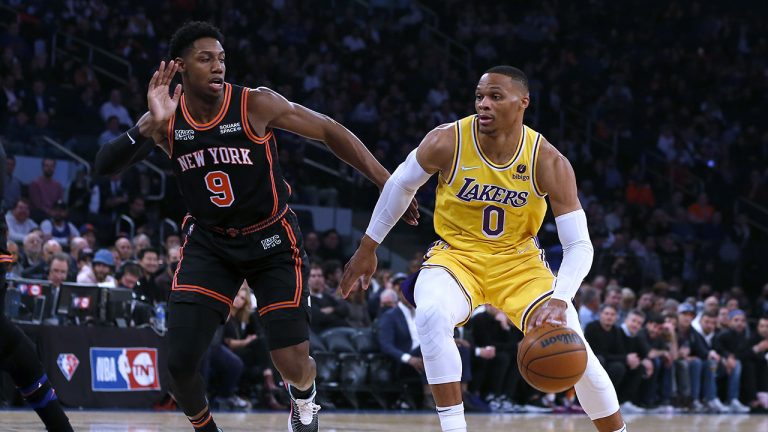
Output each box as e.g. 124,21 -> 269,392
0,0 -> 767,412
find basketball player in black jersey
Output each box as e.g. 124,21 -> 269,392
95,22 -> 418,432
0,143 -> 74,431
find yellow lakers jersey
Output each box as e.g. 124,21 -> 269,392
433,115 -> 547,254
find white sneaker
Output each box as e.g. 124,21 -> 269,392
621,401 -> 646,414
692,400 -> 705,413
728,399 -> 751,414
707,398 -> 728,413
649,404 -> 675,414
522,404 -> 553,413
288,392 -> 321,431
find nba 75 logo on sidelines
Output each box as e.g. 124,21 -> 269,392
56,353 -> 79,381
90,348 -> 160,392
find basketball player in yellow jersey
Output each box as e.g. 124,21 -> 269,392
340,66 -> 626,432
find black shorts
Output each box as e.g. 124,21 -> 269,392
168,210 -> 310,349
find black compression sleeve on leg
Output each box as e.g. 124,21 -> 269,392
93,125 -> 156,175
167,303 -> 221,430
0,317 -> 73,431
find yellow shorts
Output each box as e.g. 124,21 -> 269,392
422,239 -> 554,332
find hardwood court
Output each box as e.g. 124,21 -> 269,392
1,410 -> 767,431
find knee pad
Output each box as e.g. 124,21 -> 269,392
415,302 -> 454,359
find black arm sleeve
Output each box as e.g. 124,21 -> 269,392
94,126 -> 156,176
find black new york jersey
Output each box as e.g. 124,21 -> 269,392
168,83 -> 290,229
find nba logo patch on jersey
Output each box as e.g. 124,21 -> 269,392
57,353 -> 80,381
90,348 -> 160,392
175,129 -> 195,141
516,164 -> 527,174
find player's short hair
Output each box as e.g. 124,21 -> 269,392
169,21 -> 224,59
485,65 -> 529,91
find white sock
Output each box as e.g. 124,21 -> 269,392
436,403 -> 466,432
611,424 -> 627,432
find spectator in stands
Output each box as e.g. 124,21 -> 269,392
115,237 -> 133,262
28,158 -> 64,219
42,239 -> 62,265
303,231 -> 320,261
745,316 -> 768,411
712,309 -> 752,412
117,262 -> 141,291
717,306 -> 731,331
376,282 -> 431,409
132,233 -> 151,254
155,246 -> 179,299
224,283 -> 285,410
674,303 -> 708,411
469,304 -> 520,412
42,253 -> 70,325
90,174 -> 131,222
99,89 -> 133,127
618,287 -> 636,324
98,115 -> 123,146
687,193 -> 715,225
318,229 -> 346,262
585,305 -> 628,389
321,259 -> 344,294
578,287 -> 601,330
692,295 -> 719,333
5,240 -> 21,277
79,249 -> 116,288
377,288 -> 398,317
40,200 -> 79,247
308,263 -> 349,333
124,196 -> 149,235
603,286 -> 623,310
206,324 -> 249,410
19,232 -> 44,279
345,288 -> 371,328
3,154 -> 21,209
693,310 -> 729,413
6,198 -> 38,243
25,79 -> 56,117
163,232 -> 181,253
638,313 -> 676,410
618,309 -> 654,413
135,248 -> 164,304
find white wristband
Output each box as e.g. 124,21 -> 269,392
551,209 -> 593,302
401,353 -> 412,363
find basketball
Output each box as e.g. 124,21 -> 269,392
517,324 -> 588,393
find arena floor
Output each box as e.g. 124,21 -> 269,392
2,410 -> 767,431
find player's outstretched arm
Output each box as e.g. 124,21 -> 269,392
528,139 -> 593,331
338,125 -> 454,298
247,87 -> 419,225
95,61 -> 181,175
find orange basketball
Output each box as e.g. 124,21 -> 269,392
517,324 -> 588,393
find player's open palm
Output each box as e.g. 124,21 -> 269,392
147,60 -> 182,126
339,245 -> 377,299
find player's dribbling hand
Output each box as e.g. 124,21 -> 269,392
528,298 -> 568,333
401,197 -> 420,226
339,236 -> 378,299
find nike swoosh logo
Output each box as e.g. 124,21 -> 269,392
437,408 -> 451,413
461,166 -> 480,171
127,133 -> 136,145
